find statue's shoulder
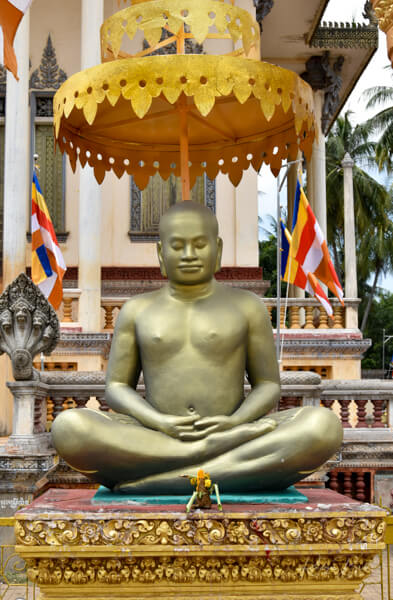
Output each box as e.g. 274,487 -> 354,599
218,283 -> 263,306
218,284 -> 269,320
119,290 -> 163,321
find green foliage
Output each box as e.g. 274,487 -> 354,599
258,216 -> 287,298
326,112 -> 393,333
259,235 -> 277,297
364,74 -> 393,173
361,291 -> 393,371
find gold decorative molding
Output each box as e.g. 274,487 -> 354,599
15,490 -> 387,600
53,55 -> 316,188
372,0 -> 393,32
101,0 -> 260,60
372,0 -> 393,64
26,554 -> 376,586
15,515 -> 386,547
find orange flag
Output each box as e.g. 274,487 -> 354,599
0,1 -> 33,80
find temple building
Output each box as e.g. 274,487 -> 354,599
0,0 -> 392,509
0,0 -> 381,434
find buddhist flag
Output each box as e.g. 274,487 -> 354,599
281,221 -> 334,316
0,1 -> 33,80
281,180 -> 344,316
31,173 -> 66,310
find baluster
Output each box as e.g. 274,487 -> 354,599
52,396 -> 66,420
103,306 -> 115,330
355,472 -> 366,502
284,396 -> 300,409
34,400 -> 42,432
304,306 -> 314,329
289,305 -> 300,329
372,399 -> 385,428
339,399 -> 351,428
62,297 -> 73,323
333,305 -> 344,328
278,397 -> 288,411
97,396 -> 110,412
74,396 -> 89,409
46,397 -> 54,425
280,306 -> 286,329
321,397 -> 334,410
329,471 -> 339,493
63,398 -> 75,410
319,308 -> 329,329
343,472 -> 353,498
355,399 -> 368,428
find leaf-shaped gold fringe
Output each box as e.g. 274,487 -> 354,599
54,55 -> 316,188
102,0 -> 259,61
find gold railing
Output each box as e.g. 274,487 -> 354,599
58,292 -> 359,331
263,297 -> 359,330
0,517 -> 35,600
386,514 -> 393,599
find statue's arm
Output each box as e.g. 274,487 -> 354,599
105,300 -> 162,427
105,300 -> 199,437
232,296 -> 280,424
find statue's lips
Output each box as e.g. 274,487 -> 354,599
178,264 -> 203,272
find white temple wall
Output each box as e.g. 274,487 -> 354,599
25,1 -> 261,271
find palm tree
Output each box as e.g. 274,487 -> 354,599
363,74 -> 393,173
358,209 -> 393,331
325,112 -> 393,331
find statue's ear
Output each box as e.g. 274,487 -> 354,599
157,242 -> 167,278
215,237 -> 223,274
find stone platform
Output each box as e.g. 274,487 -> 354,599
15,488 -> 387,600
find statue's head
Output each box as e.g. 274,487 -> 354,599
157,202 -> 222,285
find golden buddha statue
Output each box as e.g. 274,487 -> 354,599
52,202 -> 342,493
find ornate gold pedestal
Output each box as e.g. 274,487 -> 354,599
15,489 -> 386,600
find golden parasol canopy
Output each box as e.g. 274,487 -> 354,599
54,0 -> 316,197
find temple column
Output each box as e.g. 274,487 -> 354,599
307,90 -> 327,237
78,0 -> 104,332
0,10 -> 30,435
342,153 -> 358,328
3,10 -> 30,287
234,168 -> 259,266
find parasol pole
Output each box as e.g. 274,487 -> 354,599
176,23 -> 191,201
178,96 -> 191,201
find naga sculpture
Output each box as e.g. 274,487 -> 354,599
0,273 -> 59,380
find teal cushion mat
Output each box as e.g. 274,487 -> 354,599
92,485 -> 308,505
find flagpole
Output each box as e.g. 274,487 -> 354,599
275,158 -> 303,364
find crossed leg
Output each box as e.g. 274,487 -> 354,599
51,407 -> 276,489
51,406 -> 342,492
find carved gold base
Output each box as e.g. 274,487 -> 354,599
15,489 -> 386,600
36,585 -> 363,600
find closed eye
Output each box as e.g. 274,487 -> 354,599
194,237 -> 208,249
170,241 -> 184,250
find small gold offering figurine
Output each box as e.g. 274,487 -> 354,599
184,469 -> 222,513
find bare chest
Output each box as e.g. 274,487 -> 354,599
136,301 -> 247,361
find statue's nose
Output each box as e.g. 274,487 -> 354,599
182,243 -> 197,261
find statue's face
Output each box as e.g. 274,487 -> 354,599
158,210 -> 222,285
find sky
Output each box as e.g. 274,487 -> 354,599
258,0 -> 393,290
